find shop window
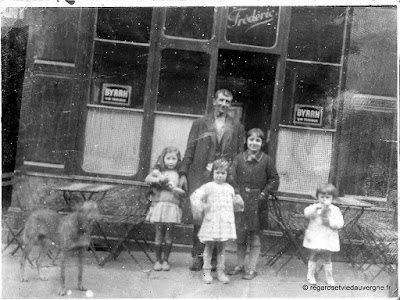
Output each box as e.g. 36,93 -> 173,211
164,7 -> 214,40
346,7 -> 397,97
31,8 -> 79,63
276,128 -> 333,195
22,77 -> 72,164
151,114 -> 196,170
96,7 -> 152,43
157,49 -> 210,115
339,94 -> 397,198
280,62 -> 340,129
339,7 -> 397,199
82,107 -> 143,176
225,6 -> 279,48
90,42 -> 148,109
287,7 -> 346,64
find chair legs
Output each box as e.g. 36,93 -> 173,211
353,223 -> 398,281
99,221 -> 153,269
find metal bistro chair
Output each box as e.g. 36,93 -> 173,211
2,218 -> 34,266
355,218 -> 398,281
337,207 -> 366,267
97,192 -> 153,270
264,194 -> 308,274
2,209 -> 61,266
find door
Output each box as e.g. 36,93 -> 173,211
216,49 -> 278,153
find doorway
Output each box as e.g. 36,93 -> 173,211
215,49 -> 278,152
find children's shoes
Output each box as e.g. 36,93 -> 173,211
324,263 -> 335,286
217,270 -> 230,284
162,261 -> 170,271
306,261 -> 317,285
153,261 -> 162,271
203,269 -> 213,284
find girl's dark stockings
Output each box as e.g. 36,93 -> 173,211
154,244 -> 162,263
154,223 -> 174,263
163,243 -> 173,262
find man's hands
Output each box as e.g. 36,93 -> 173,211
179,175 -> 188,191
258,192 -> 268,201
258,192 -> 269,212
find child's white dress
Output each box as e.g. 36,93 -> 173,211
145,169 -> 182,224
191,181 -> 237,243
303,203 -> 344,252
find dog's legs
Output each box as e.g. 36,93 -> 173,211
20,241 -> 33,282
52,248 -> 61,265
36,238 -> 48,281
77,248 -> 87,291
58,251 -> 68,296
36,238 -> 49,281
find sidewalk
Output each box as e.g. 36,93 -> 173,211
1,244 -> 394,299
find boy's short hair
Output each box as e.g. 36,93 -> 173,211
316,183 -> 339,199
214,89 -> 233,99
247,128 -> 266,143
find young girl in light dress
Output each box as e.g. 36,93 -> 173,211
190,159 -> 244,284
303,183 -> 344,286
145,146 -> 184,271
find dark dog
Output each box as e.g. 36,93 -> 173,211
20,201 -> 99,295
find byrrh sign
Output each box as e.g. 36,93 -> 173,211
101,83 -> 132,106
293,104 -> 323,127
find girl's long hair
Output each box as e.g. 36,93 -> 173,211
153,146 -> 182,172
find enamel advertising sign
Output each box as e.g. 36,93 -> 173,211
101,84 -> 132,106
293,104 -> 323,126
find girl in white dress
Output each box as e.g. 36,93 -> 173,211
303,183 -> 344,286
190,159 -> 244,284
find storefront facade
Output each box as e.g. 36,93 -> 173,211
10,6 -> 397,223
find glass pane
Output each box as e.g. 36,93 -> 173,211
157,49 -> 210,115
216,49 -> 278,152
280,61 -> 340,129
32,8 -> 79,63
91,42 -> 148,109
82,107 -> 143,176
287,7 -> 346,63
346,7 -> 397,97
164,7 -> 214,40
23,77 -> 72,164
97,7 -> 152,43
226,6 -> 279,48
339,95 -> 397,197
276,128 -> 333,195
